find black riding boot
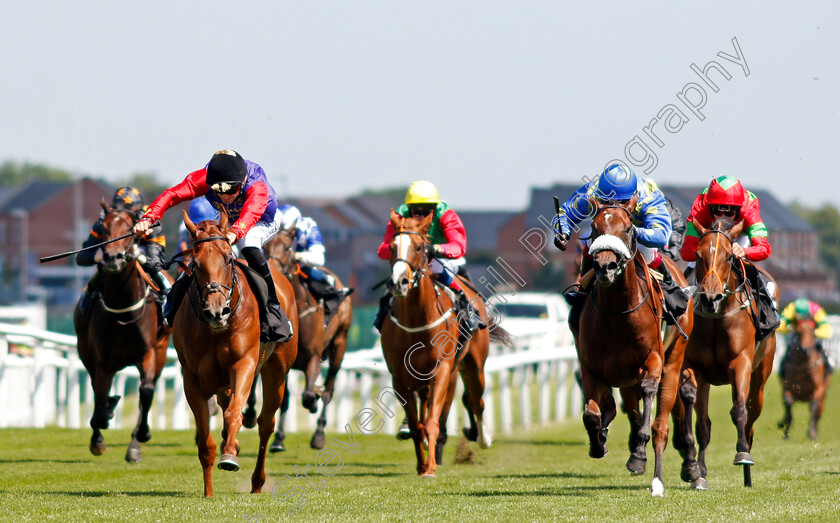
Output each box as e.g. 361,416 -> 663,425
307,278 -> 354,319
79,267 -> 103,315
456,290 -> 481,332
242,247 -> 293,343
373,292 -> 393,333
653,261 -> 688,324
163,273 -> 190,326
748,268 -> 781,342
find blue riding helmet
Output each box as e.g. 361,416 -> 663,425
596,164 -> 638,201
188,198 -> 220,223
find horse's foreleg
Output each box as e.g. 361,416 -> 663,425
270,385 -> 290,453
252,367 -> 284,493
580,367 -> 609,459
810,376 -> 829,441
729,355 -> 754,467
89,366 -> 119,456
301,354 -> 322,414
311,339 -> 346,450
183,370 -> 216,497
779,390 -> 793,439
620,386 -> 646,476
694,382 -> 712,482
242,376 -> 259,429
421,372 -> 453,478
433,371 -> 458,465
403,388 -> 425,475
649,345 -> 682,497
219,361 -> 257,471
126,350 -> 158,463
458,350 -> 491,448
678,369 -> 702,484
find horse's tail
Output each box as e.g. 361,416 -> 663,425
487,318 -> 515,348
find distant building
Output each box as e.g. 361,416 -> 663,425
0,178 -> 115,305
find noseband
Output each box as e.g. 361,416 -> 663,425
190,235 -> 239,319
102,209 -> 140,263
589,205 -> 638,277
389,230 -> 430,291
697,227 -> 746,302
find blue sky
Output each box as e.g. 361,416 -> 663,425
2,1 -> 838,210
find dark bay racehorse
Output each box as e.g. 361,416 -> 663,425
256,225 -> 353,451
381,210 -> 509,477
575,200 -> 692,497
175,211 -> 297,497
677,218 -> 778,489
73,199 -> 172,462
778,318 -> 830,441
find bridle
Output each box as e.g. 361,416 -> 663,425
694,225 -> 751,317
99,209 -> 153,324
102,209 -> 141,266
189,235 -> 240,321
589,205 -> 638,278
267,229 -> 298,280
388,229 -> 431,292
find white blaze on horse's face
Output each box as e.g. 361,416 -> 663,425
391,233 -> 413,297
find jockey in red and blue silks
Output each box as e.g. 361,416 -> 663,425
133,149 -> 292,343
552,164 -> 687,327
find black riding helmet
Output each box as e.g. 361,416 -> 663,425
112,187 -> 144,212
206,149 -> 247,191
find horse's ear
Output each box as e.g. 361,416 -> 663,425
183,209 -> 197,237
419,211 -> 434,234
623,193 -> 639,212
730,219 -> 745,238
219,209 -> 229,230
100,194 -> 111,214
389,209 -> 402,229
692,219 -> 708,237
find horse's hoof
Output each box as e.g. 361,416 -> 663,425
242,408 -> 258,429
589,445 -> 608,459
90,435 -> 106,456
650,478 -> 665,497
125,448 -> 142,463
691,477 -> 710,490
301,391 -> 319,414
218,454 -> 240,471
680,463 -> 700,483
479,432 -> 493,449
626,455 -> 647,475
421,473 -> 437,480
269,437 -> 286,453
462,426 -> 478,442
733,452 -> 754,466
310,431 -> 326,450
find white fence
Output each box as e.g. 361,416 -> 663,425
0,323 -> 582,436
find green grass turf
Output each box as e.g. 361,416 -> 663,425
1,377 -> 838,522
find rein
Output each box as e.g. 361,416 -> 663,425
694,227 -> 752,318
387,228 -> 456,333
188,235 -> 242,323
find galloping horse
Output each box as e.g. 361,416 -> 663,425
73,199 -> 172,462
381,210 -> 508,477
778,318 -> 830,441
677,218 -> 778,489
175,211 -> 297,497
257,225 -> 353,451
575,200 -> 692,497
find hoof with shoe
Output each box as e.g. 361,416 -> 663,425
626,455 -> 647,475
269,435 -> 285,453
691,477 -> 710,490
218,453 -> 240,471
125,447 -> 142,463
396,419 -> 412,440
310,431 -> 326,450
242,408 -> 258,429
733,452 -> 754,466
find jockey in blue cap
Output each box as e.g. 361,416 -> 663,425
553,164 -> 687,328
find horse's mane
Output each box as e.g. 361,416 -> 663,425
711,216 -> 737,232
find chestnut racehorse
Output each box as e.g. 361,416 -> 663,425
575,201 -> 692,497
677,218 -> 778,489
380,210 -> 508,477
258,225 -> 353,451
73,200 -> 172,463
175,211 -> 297,497
778,318 -> 830,441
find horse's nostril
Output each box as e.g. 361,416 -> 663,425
221,307 -> 231,317
400,277 -> 409,288
202,310 -> 214,322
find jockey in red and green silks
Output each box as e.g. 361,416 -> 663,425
680,176 -> 771,263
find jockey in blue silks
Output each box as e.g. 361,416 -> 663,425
552,164 -> 687,328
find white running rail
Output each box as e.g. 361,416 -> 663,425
0,322 -> 582,435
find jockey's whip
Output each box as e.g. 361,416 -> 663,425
39,221 -> 160,263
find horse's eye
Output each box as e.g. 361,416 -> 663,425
415,244 -> 421,252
